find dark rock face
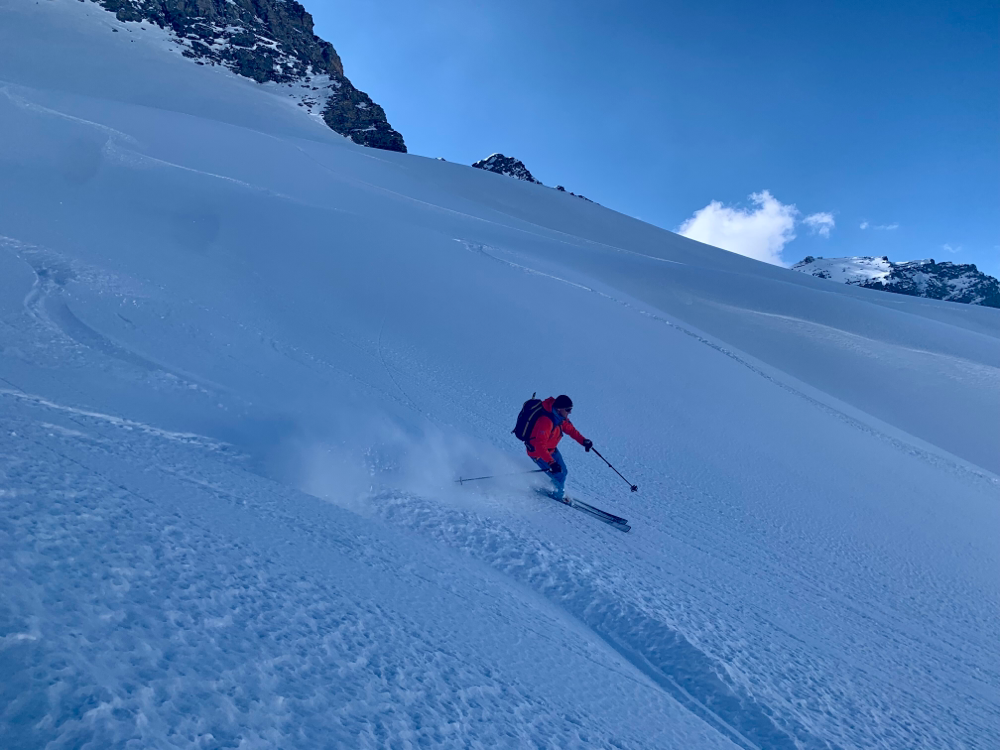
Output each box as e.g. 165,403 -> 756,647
472,154 -> 539,183
873,259 -> 1000,307
92,0 -> 405,152
320,88 -> 406,153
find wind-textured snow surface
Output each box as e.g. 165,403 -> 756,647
1,1 -> 999,748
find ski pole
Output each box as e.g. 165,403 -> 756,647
456,469 -> 547,485
591,448 -> 638,492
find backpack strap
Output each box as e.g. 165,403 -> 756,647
523,401 -> 548,452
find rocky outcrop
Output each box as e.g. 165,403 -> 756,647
92,0 -> 405,152
793,256 -> 1000,308
555,185 -> 593,203
472,154 -> 539,183
472,155 -> 596,202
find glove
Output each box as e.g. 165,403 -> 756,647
549,461 -> 562,474
582,439 -> 593,452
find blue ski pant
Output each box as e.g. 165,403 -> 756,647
533,448 -> 567,499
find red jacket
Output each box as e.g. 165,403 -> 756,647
526,397 -> 588,463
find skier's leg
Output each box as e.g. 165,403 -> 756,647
532,455 -> 555,494
549,449 -> 567,499
532,451 -> 567,500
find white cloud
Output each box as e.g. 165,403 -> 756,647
804,212 -> 835,238
860,221 -> 869,229
942,243 -> 962,253
677,190 -> 799,266
860,221 -> 898,230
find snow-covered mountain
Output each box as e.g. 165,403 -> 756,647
90,0 -> 406,151
793,255 -> 1000,308
471,153 -> 541,183
2,2 -> 998,749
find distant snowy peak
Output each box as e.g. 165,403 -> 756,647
472,154 -> 540,183
793,256 -> 1000,308
792,256 -> 893,285
91,0 -> 406,152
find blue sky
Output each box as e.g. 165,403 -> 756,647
310,1 -> 999,273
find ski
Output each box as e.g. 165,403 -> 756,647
568,498 -> 631,532
536,489 -> 631,532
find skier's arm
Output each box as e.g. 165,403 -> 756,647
562,420 -> 588,446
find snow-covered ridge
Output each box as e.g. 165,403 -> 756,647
89,0 -> 406,151
793,255 -> 1000,308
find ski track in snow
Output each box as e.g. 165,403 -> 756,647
353,484 -> 997,750
463,241 -> 597,292
368,493 -> 816,750
1,81 -> 140,147
0,387 -> 229,452
1,236 -> 223,397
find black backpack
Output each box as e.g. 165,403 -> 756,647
512,393 -> 546,444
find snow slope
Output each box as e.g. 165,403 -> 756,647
1,1 -> 998,748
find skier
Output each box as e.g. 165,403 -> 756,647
525,395 -> 593,501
